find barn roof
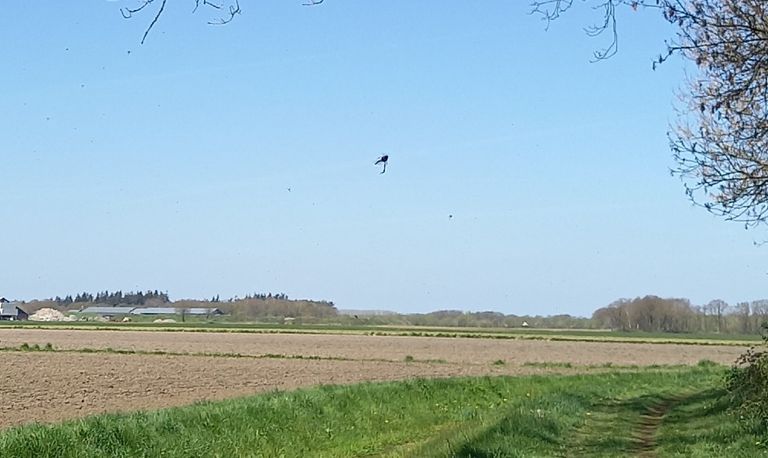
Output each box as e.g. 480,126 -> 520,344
185,307 -> 223,315
130,307 -> 177,315
80,306 -> 137,315
0,303 -> 19,316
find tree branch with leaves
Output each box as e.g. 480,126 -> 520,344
532,0 -> 768,228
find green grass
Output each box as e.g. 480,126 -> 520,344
655,389 -> 766,457
1,366 -> 761,457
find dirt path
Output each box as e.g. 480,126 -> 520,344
632,393 -> 690,457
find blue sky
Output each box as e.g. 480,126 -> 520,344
1,1 -> 765,316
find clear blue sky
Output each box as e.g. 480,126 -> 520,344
1,1 -> 764,316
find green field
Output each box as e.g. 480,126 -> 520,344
0,364 -> 762,457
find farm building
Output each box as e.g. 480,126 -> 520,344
78,306 -> 225,318
131,307 -> 223,316
79,306 -> 137,318
185,308 -> 223,316
130,307 -> 176,316
0,301 -> 28,321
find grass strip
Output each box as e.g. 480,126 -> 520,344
0,366 -> 753,457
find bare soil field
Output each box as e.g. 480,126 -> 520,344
0,329 -> 747,428
0,329 -> 746,365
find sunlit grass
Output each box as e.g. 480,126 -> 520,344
0,366 -> 758,457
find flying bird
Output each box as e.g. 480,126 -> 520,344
375,154 -> 389,174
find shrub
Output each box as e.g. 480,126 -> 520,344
727,323 -> 768,434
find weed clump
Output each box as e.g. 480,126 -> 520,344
697,359 -> 718,368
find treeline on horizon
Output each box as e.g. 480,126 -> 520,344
12,291 -> 768,334
47,291 -> 292,307
592,295 -> 768,334
52,290 -> 171,306
19,290 -> 337,321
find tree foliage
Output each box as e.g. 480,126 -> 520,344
56,290 -> 171,306
727,325 -> 768,433
592,296 -> 768,334
592,295 -> 697,332
668,1 -> 768,227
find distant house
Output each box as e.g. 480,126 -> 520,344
0,302 -> 28,321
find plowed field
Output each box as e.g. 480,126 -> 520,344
0,329 -> 744,428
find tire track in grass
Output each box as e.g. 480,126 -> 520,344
632,393 -> 690,457
564,389 -> 704,457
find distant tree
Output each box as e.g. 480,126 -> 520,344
751,300 -> 768,333
593,296 -> 697,333
735,302 -> 753,334
707,299 -> 729,333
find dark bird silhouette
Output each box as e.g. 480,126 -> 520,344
375,154 -> 389,174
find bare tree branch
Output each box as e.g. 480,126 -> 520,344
193,0 -> 222,14
530,1 -> 662,61
140,0 -> 166,45
121,0 -> 325,44
121,0 -> 155,19
208,0 -> 241,25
